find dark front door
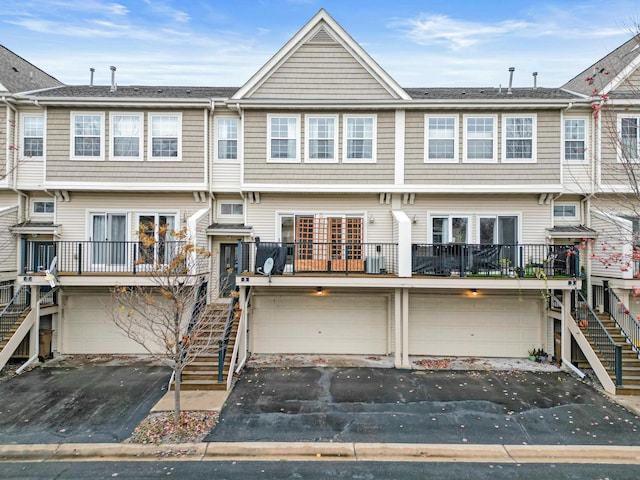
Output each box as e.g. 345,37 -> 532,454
219,243 -> 237,296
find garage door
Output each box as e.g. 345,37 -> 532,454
61,294 -> 146,354
251,294 -> 388,354
409,295 -> 542,357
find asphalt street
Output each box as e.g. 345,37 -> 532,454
206,367 -> 640,445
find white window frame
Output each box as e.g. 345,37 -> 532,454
617,115 -> 640,163
563,117 -> 588,163
502,114 -> 537,163
463,115 -> 497,163
267,114 -> 300,163
218,201 -> 244,219
22,114 -> 45,159
553,203 -> 580,221
31,199 -> 54,216
305,115 -> 338,163
70,111 -> 105,160
148,113 -> 182,161
343,115 -> 377,163
476,214 -> 521,244
424,114 -> 458,163
110,113 -> 143,161
215,117 -> 239,162
429,215 -> 471,243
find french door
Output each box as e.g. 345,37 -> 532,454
137,214 -> 177,265
91,213 -> 127,268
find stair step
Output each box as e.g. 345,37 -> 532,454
174,380 -> 228,391
615,384 -> 640,395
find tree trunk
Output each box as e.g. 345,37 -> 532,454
174,366 -> 182,428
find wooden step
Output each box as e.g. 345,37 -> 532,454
615,384 -> 640,395
176,379 -> 228,391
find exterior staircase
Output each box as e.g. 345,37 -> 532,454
0,310 -> 31,357
581,312 -> 640,396
177,302 -> 240,391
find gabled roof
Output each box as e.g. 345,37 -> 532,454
232,9 -> 411,101
0,44 -> 63,93
562,35 -> 640,97
23,85 -> 239,99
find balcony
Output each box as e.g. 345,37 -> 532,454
240,242 -> 578,279
22,240 -> 210,277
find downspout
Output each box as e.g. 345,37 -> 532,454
208,99 -> 215,225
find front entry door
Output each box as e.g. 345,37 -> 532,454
219,243 -> 237,296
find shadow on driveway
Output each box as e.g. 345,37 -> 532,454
206,367 -> 640,445
0,361 -> 170,444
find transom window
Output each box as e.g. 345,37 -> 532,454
425,116 -> 457,162
72,113 -> 103,159
619,116 -> 640,162
32,200 -> 54,214
306,116 -> 337,162
464,116 -> 496,162
564,118 -> 586,161
553,204 -> 578,219
22,115 -> 44,158
149,114 -> 181,160
268,115 -> 299,162
217,118 -> 238,161
111,114 -> 142,160
503,116 -> 535,162
344,116 -> 375,162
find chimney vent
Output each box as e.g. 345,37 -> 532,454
90,68 -> 95,87
507,67 -> 515,95
110,66 -> 117,93
532,71 -> 538,90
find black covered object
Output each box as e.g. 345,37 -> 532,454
255,243 -> 287,275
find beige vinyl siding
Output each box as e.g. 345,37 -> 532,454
405,110 -> 562,185
403,194 -> 551,244
0,205 -> 18,273
590,211 -> 632,280
0,106 -> 6,174
45,108 -> 206,184
212,163 -> 241,190
250,42 -> 395,100
245,193 -> 392,243
243,110 -> 395,185
599,108 -> 640,188
55,192 -> 205,240
617,68 -> 640,91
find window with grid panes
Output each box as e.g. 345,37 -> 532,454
426,116 -> 456,161
23,115 -> 44,157
307,116 -> 336,161
465,117 -> 494,161
344,116 -> 374,161
504,116 -> 533,160
564,118 -> 586,161
73,113 -> 102,158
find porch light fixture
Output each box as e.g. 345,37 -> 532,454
315,287 -> 324,296
413,215 -> 418,224
368,214 -> 375,223
471,289 -> 478,296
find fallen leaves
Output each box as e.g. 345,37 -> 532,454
126,411 -> 218,444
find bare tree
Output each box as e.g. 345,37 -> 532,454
110,224 -> 228,426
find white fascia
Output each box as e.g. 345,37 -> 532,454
240,183 -> 564,194
43,181 -> 208,191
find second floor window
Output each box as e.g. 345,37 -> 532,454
503,116 -> 534,161
150,114 -> 181,159
306,116 -> 337,162
426,116 -> 457,162
23,115 -> 44,158
465,116 -> 495,162
619,117 -> 639,161
217,118 -> 238,161
268,115 -> 299,162
564,118 -> 586,161
344,116 -> 375,162
111,114 -> 142,159
72,113 -> 103,159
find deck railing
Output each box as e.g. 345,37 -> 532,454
23,240 -> 210,276
606,284 -> 640,355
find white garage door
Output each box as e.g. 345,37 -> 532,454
409,295 -> 542,357
61,294 -> 146,354
251,294 -> 388,354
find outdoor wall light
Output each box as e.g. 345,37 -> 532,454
413,215 -> 418,224
368,214 -> 375,223
471,289 -> 478,296
316,287 -> 324,295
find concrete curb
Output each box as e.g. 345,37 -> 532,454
1,443 -> 639,464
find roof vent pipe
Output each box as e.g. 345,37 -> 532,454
533,71 -> 538,90
89,68 -> 95,87
110,66 -> 117,93
507,67 -> 515,95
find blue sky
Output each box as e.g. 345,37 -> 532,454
1,0 -> 638,88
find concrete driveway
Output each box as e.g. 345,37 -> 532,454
0,358 -> 169,444
206,367 -> 640,445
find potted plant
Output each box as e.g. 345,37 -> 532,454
528,347 -> 537,362
535,348 -> 548,363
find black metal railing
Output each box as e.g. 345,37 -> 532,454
241,241 -> 398,276
606,285 -> 640,355
218,288 -> 240,382
575,290 -> 623,386
411,243 -> 578,278
23,240 -> 209,276
0,285 -> 30,344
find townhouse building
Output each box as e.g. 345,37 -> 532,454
1,10 -> 639,394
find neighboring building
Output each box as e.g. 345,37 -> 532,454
1,10 -> 639,394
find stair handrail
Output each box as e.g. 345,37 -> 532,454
0,285 -> 31,343
218,288 -> 239,382
575,290 -> 623,386
607,287 -> 640,355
